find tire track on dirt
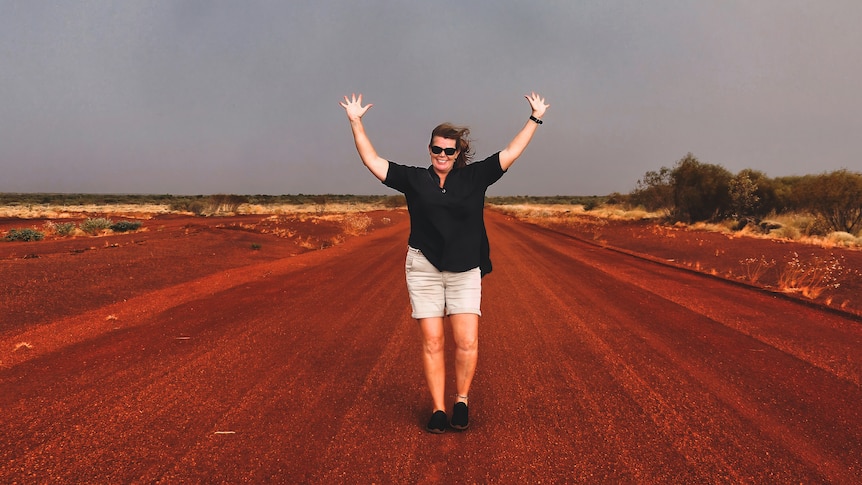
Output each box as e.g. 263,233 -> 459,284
484,219 -> 740,482
484,210 -> 861,483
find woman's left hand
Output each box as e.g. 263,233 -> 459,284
525,92 -> 549,119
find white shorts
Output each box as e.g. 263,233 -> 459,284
405,246 -> 482,319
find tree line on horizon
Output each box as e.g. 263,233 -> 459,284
619,153 -> 862,235
2,155 -> 860,235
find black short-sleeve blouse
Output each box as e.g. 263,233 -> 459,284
383,152 -> 505,275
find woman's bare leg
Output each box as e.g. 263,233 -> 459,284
450,313 -> 479,403
418,317 -> 446,412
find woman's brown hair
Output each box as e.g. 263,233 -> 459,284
430,123 -> 474,169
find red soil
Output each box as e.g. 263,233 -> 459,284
535,215 -> 862,318
1,209 -> 860,483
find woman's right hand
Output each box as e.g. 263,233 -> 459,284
340,93 -> 372,122
340,93 -> 389,181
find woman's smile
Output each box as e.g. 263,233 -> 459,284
429,136 -> 457,174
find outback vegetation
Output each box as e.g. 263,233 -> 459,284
4,217 -> 145,241
623,153 -> 862,237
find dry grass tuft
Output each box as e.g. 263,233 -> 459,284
340,213 -> 373,236
776,252 -> 858,299
296,236 -> 320,250
739,256 -> 776,284
823,231 -> 861,248
689,221 -> 733,235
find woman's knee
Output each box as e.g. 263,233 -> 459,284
422,334 -> 445,354
418,318 -> 446,354
454,333 -> 478,352
450,314 -> 479,352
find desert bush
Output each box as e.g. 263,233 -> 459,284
671,153 -> 733,223
55,221 -> 76,236
205,194 -> 248,215
757,212 -> 845,241
42,221 -> 57,235
825,231 -> 860,248
341,214 -> 372,236
5,228 -> 44,241
80,217 -> 113,235
110,220 -> 143,232
630,153 -> 733,222
729,170 -> 760,220
187,201 -> 206,216
169,197 -> 207,215
630,166 -> 673,212
791,170 -> 862,234
42,221 -> 76,236
626,157 -> 862,228
797,215 -> 832,237
772,225 -> 801,241
747,171 -> 784,216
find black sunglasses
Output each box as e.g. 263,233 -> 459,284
430,145 -> 457,156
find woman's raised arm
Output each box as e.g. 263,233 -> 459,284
340,93 -> 389,181
498,92 -> 550,171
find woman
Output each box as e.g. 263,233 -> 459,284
340,92 -> 549,433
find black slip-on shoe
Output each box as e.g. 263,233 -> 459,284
451,402 -> 469,430
426,410 -> 447,434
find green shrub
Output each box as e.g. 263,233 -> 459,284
55,222 -> 76,236
188,201 -> 206,216
792,170 -> 862,234
5,228 -> 44,241
671,153 -> 733,223
110,220 -> 143,232
729,170 -> 761,219
43,221 -> 76,236
630,166 -> 674,212
80,217 -> 113,235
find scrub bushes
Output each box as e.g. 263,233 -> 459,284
5,228 -> 44,241
630,155 -> 862,235
80,218 -> 113,235
109,220 -> 143,232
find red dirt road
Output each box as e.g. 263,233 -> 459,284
2,211 -> 861,483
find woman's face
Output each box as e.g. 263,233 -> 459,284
428,136 -> 459,175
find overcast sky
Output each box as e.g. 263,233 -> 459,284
1,1 -> 860,196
